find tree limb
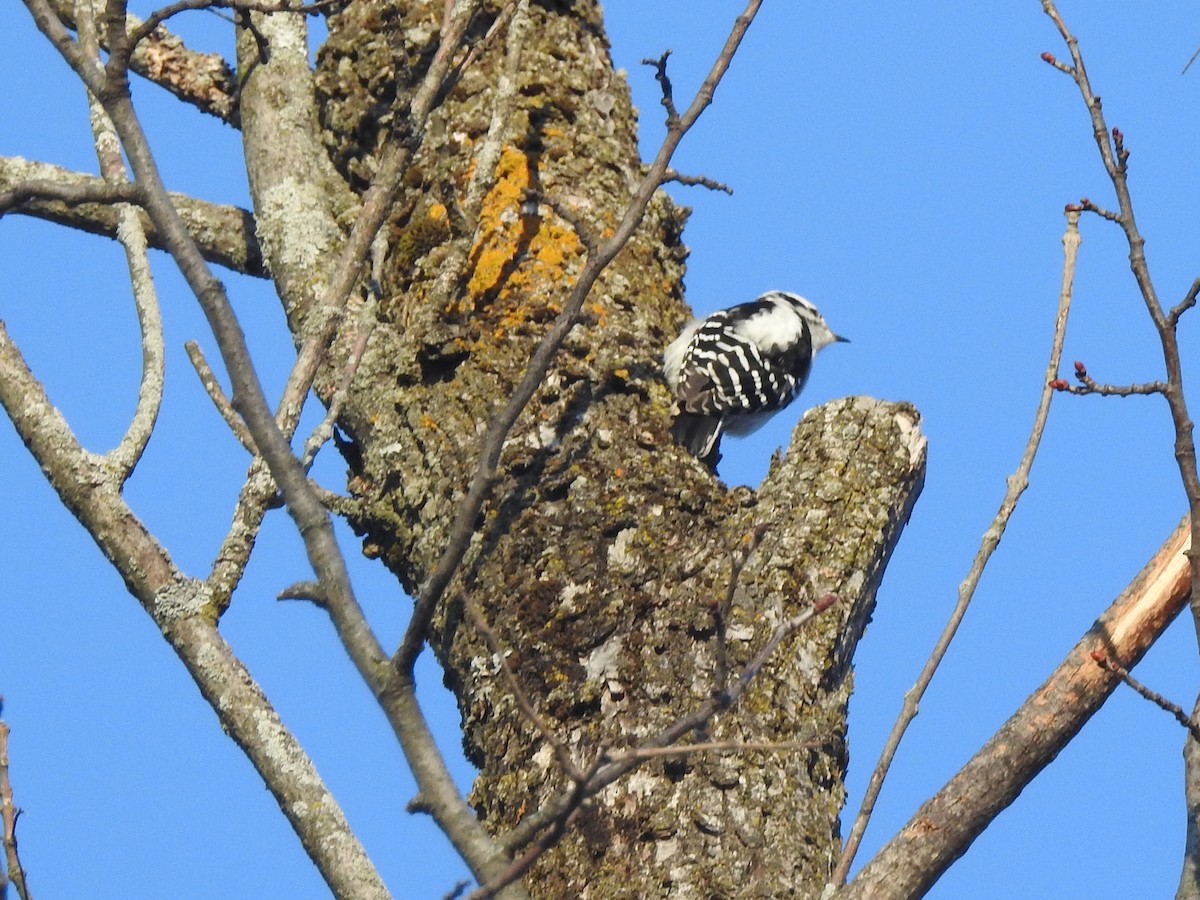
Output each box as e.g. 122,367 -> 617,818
48,0 -> 239,124
0,320 -> 388,899
842,517 -> 1192,899
77,0 -> 165,482
0,156 -> 266,276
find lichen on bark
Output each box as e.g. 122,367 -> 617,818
309,2 -> 925,896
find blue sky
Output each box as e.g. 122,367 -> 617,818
3,2 -> 1200,897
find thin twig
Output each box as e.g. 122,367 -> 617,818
1077,196 -> 1121,223
444,0 -> 520,101
300,311 -> 375,470
394,0 -> 767,676
1091,651 -> 1200,743
643,51 -> 679,126
463,596 -> 584,783
0,716 -> 32,900
663,168 -> 733,194
462,805 -> 584,900
1169,277 -> 1200,326
833,206 -> 1083,886
184,340 -> 256,453
0,177 -> 141,214
1049,360 -> 1166,397
1183,44 -> 1200,75
602,738 -> 825,763
714,523 -> 771,695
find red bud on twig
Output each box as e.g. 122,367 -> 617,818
1090,650 -> 1107,664
1074,361 -> 1087,377
1040,51 -> 1057,64
814,593 -> 839,614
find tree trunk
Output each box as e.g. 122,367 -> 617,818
309,1 -> 926,894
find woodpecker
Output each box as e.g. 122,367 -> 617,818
662,290 -> 848,468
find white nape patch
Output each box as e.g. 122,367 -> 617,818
734,300 -> 806,354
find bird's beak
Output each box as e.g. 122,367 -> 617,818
835,334 -> 850,343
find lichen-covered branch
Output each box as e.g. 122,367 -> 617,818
77,0 -> 165,481
0,156 -> 266,276
48,0 -> 238,123
0,320 -> 388,899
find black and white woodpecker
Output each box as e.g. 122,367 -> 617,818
662,290 -> 848,469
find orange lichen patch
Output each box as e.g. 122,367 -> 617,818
427,202 -> 447,220
419,413 -> 439,430
467,145 -> 583,320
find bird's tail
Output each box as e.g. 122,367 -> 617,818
670,412 -> 723,470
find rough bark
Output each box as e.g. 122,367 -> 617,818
304,1 -> 926,895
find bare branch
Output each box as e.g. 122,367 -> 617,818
834,206 -> 1082,885
0,716 -> 31,900
1049,360 -> 1166,398
1091,651 -> 1200,743
1042,0 -> 1200,645
0,157 -> 266,276
1170,277 -> 1200,326
77,0 -> 166,481
0,173 -> 141,211
1077,196 -> 1122,222
842,518 -> 1192,899
185,340 -> 256,453
299,313 -> 374,470
0,320 -> 388,898
662,168 -> 733,194
643,51 -> 680,126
